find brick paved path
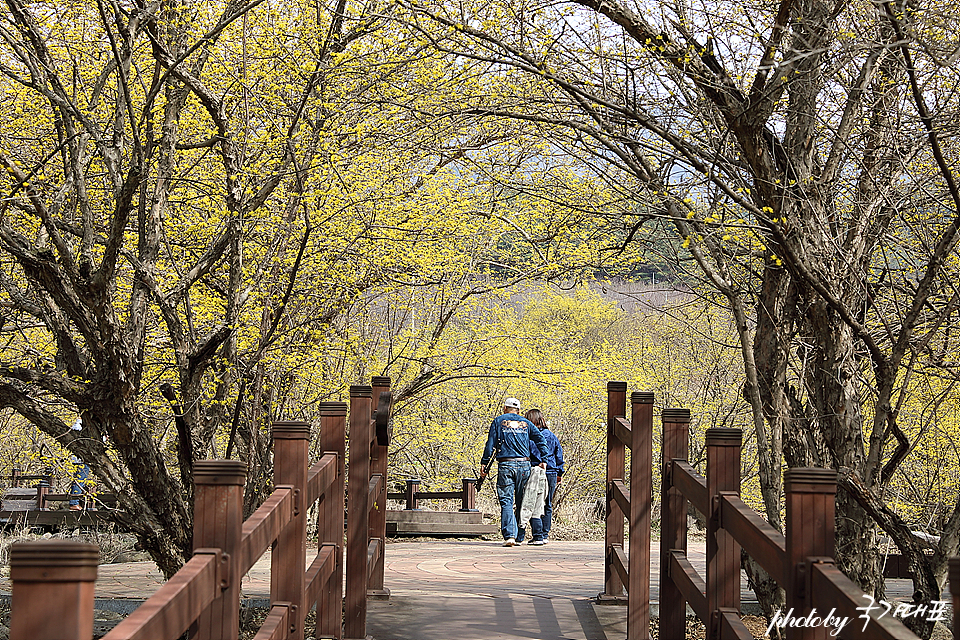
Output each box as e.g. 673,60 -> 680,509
3,538 -> 929,640
87,539 -> 692,639
368,540 -> 634,640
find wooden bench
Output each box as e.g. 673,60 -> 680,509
386,478 -> 497,536
2,469 -> 116,528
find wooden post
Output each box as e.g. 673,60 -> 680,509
706,428 -> 742,638
318,402 -> 347,640
367,376 -> 390,599
659,407 -> 690,640
950,558 -> 959,640
273,422 -> 310,640
628,391 -> 654,640
784,468 -> 836,640
11,466 -> 21,487
460,478 -> 478,512
35,478 -> 49,510
404,479 -> 420,510
600,380 -> 628,602
345,385 -> 372,640
193,460 -> 245,640
10,541 -> 98,640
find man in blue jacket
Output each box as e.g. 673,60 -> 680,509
479,398 -> 547,546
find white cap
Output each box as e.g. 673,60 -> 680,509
504,398 -> 521,410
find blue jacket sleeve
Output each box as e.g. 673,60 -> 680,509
529,438 -> 543,465
480,419 -> 499,468
554,434 -> 565,477
528,422 -> 546,461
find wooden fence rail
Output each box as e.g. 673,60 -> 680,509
598,382 -> 654,640
602,380 -> 960,640
8,377 -> 391,640
7,468 -> 53,487
1,469 -> 130,541
655,402 -> 960,639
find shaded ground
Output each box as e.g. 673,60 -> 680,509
1,538 -> 953,639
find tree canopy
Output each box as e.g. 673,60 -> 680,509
0,0 -> 618,574
391,0 -> 960,634
2,2 -> 960,636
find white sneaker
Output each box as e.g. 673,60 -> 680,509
529,539 -> 545,546
541,539 -> 549,544
502,538 -> 516,547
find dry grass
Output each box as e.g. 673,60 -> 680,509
471,494 -> 609,541
0,525 -> 140,571
548,499 -> 606,541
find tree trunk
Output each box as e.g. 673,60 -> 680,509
803,299 -> 885,597
743,552 -> 785,639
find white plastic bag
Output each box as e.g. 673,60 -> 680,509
519,465 -> 547,522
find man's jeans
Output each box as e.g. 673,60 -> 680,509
530,472 -> 557,541
496,460 -> 531,541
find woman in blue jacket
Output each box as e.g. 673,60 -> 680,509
524,409 -> 564,545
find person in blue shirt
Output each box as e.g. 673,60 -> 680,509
525,409 -> 564,545
68,417 -> 90,510
479,398 -> 547,546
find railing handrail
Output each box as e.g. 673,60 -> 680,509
98,433 -> 345,640
239,486 -> 296,575
103,552 -> 222,640
387,477 -> 479,512
253,603 -> 292,640
612,416 -> 632,448
10,416 -> 348,640
389,489 -> 462,500
660,417 -> 955,640
305,452 -> 338,505
718,492 -> 787,586
6,379 -> 390,640
671,460 -> 708,515
811,562 -> 922,640
593,381 -> 960,640
600,384 -> 654,639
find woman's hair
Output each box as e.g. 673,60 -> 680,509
524,408 -> 545,429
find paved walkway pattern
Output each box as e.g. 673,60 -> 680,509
59,540 -> 709,639
368,540 -> 636,640
3,539 -> 930,640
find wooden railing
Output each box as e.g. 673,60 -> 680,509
344,378 -> 392,639
598,382 -> 654,640
7,468 -> 53,487
657,410 -> 960,639
6,383 -> 393,640
602,380 -> 960,640
1,492 -> 117,528
387,478 -> 479,512
39,491 -> 117,509
4,466 -> 117,512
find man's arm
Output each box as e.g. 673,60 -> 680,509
479,420 -> 498,471
530,439 -> 543,466
528,422 -> 547,467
